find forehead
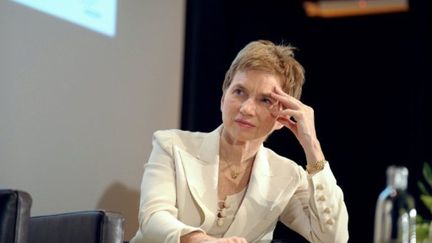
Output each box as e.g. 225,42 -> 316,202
230,70 -> 281,92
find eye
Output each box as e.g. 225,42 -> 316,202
233,88 -> 244,96
261,97 -> 273,105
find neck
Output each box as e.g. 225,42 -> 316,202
219,128 -> 262,166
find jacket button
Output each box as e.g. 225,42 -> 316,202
326,218 -> 335,225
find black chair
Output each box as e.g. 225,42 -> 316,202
29,210 -> 124,243
0,189 -> 32,243
272,222 -> 308,243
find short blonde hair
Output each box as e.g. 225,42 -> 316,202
222,40 -> 305,99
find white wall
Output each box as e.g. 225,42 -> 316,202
0,0 -> 185,239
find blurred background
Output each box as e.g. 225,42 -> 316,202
1,0 -> 430,242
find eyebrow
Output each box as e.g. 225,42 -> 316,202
231,84 -> 274,99
261,93 -> 272,98
231,83 -> 245,90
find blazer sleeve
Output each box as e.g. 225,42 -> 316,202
279,162 -> 349,243
130,131 -> 204,243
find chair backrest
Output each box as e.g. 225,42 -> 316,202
0,189 -> 32,243
29,210 -> 124,243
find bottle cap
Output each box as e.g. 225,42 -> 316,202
386,165 -> 408,190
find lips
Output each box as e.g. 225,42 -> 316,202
235,119 -> 255,128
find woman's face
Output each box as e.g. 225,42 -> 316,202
221,69 -> 282,143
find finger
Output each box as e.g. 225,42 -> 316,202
270,91 -> 301,110
236,238 -> 247,243
277,115 -> 297,126
268,100 -> 281,114
276,116 -> 293,125
281,118 -> 297,132
225,237 -> 247,243
273,85 -> 287,96
273,109 -> 302,122
274,86 -> 304,104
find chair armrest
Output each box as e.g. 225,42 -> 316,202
29,210 -> 124,243
0,189 -> 32,243
102,211 -> 124,243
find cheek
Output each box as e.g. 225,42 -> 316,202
266,110 -> 279,125
221,100 -> 237,120
265,118 -> 277,128
223,99 -> 239,111
259,109 -> 277,124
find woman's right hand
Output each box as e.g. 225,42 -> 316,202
181,231 -> 248,243
199,237 -> 248,243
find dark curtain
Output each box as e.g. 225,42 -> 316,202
181,0 -> 431,242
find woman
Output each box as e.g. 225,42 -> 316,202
130,40 -> 349,243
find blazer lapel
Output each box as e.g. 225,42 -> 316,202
174,126 -> 223,230
224,145 -> 272,237
225,145 -> 296,239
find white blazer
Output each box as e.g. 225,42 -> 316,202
130,126 -> 349,243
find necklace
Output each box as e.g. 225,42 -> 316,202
228,163 -> 240,179
223,159 -> 242,179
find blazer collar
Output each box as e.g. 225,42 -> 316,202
225,146 -> 299,240
178,125 -> 288,235
224,146 -> 276,237
196,125 -> 223,164
176,125 -> 223,229
196,125 -> 273,177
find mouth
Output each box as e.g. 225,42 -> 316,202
235,119 -> 255,128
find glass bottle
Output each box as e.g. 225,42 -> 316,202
374,165 -> 416,243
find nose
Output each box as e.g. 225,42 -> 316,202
239,98 -> 256,115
